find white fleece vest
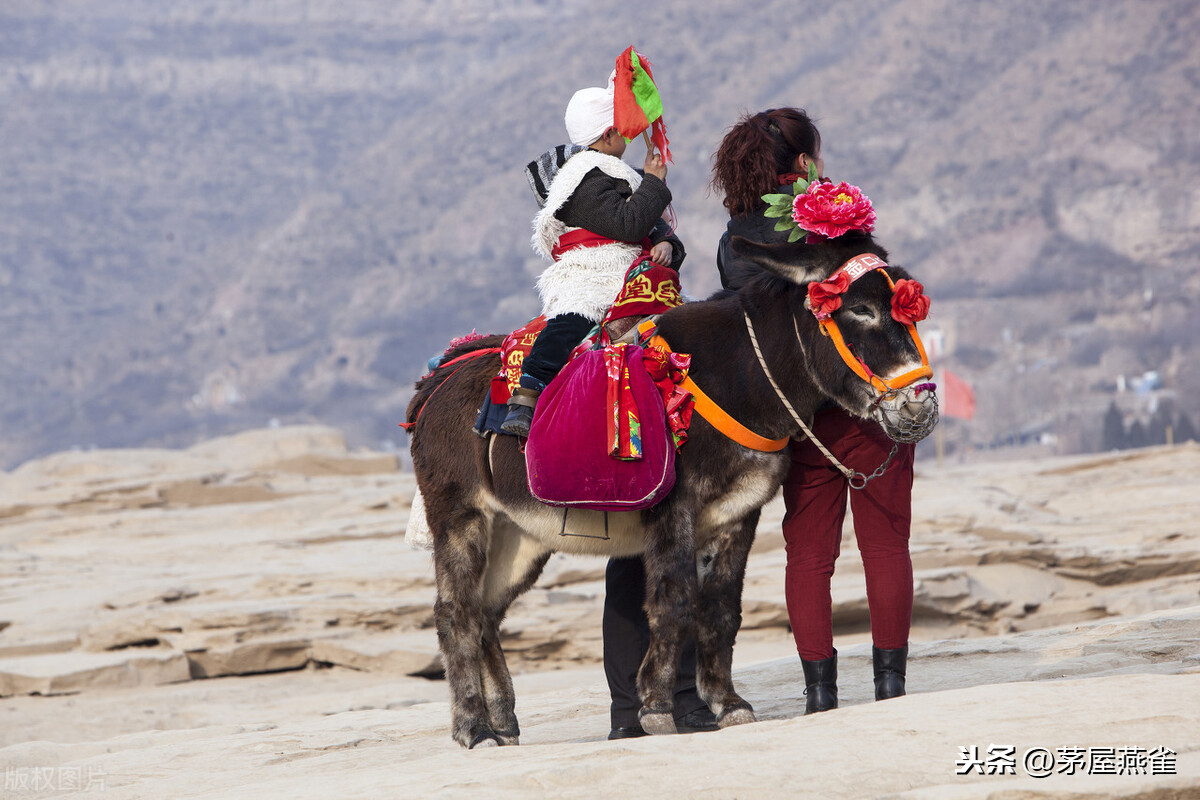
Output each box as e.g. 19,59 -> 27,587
531,150 -> 644,323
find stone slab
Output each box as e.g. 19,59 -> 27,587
0,650 -> 190,696
308,632 -> 442,677
185,639 -> 311,679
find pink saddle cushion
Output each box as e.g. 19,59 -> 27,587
526,345 -> 675,512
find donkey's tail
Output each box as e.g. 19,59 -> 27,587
405,333 -> 506,428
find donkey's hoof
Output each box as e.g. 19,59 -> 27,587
638,710 -> 678,736
717,705 -> 756,729
469,732 -> 501,749
495,732 -> 520,746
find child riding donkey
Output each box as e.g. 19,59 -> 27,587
500,69 -> 685,436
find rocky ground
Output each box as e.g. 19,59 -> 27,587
1,426 -> 1198,798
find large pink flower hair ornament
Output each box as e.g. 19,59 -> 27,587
762,166 -> 877,244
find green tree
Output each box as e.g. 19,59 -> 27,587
1102,401 -> 1125,451
1175,412 -> 1198,444
1149,407 -> 1170,446
1128,419 -> 1148,449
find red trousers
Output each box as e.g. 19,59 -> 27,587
782,409 -> 915,661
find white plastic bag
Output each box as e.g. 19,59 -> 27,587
404,487 -> 434,551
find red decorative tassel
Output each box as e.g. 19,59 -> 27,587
650,117 -> 672,164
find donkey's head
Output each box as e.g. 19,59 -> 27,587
732,235 -> 939,443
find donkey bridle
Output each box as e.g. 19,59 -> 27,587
744,253 -> 937,487
810,253 -> 933,395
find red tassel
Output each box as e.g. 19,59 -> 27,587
651,117 -> 672,164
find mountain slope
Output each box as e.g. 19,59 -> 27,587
1,0 -> 1197,466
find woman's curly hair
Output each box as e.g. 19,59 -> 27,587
711,108 -> 821,217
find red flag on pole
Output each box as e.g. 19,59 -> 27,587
941,367 -> 976,420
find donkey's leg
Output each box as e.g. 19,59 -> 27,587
694,511 -> 759,728
432,502 -> 499,749
479,522 -> 551,746
636,504 -> 698,735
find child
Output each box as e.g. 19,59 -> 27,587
500,76 -> 685,436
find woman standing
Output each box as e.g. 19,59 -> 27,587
711,108 -> 915,713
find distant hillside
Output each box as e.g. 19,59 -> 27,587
2,0 -> 1197,467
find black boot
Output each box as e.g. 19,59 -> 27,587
873,645 -> 907,701
500,386 -> 540,437
801,649 -> 838,714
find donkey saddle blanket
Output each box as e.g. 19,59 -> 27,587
526,342 -> 681,512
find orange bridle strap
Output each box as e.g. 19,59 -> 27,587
638,321 -> 789,453
817,260 -> 933,394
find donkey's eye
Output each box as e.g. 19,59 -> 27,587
849,305 -> 874,316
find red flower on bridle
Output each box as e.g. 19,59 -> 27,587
890,279 -> 930,325
808,271 -> 932,325
806,271 -> 851,320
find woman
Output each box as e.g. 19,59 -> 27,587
711,108 -> 915,713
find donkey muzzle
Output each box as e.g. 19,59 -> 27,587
873,383 -> 939,444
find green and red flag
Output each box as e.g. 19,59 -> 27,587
613,46 -> 672,163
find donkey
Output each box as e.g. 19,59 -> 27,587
406,232 -> 936,748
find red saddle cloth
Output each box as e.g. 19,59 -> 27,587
525,343 -> 676,512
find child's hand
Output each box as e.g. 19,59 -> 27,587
644,151 -> 668,181
649,241 -> 673,266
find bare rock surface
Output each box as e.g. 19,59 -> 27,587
1,427 -> 1198,797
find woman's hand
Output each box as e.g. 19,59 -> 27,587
644,150 -> 667,181
649,241 -> 673,266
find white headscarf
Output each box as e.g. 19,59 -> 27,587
564,72 -> 616,146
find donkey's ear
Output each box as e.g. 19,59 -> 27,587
730,236 -> 835,285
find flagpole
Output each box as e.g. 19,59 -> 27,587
934,365 -> 944,467
936,421 -> 945,468
642,130 -> 654,154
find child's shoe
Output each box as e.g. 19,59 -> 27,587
500,385 -> 541,437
